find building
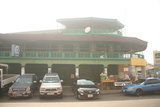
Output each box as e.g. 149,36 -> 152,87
153,51 -> 160,77
153,50 -> 160,68
0,17 -> 147,85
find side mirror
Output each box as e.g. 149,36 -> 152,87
39,80 -> 42,83
60,80 -> 63,83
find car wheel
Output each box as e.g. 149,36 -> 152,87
122,92 -> 127,96
29,91 -> 34,98
39,95 -> 44,99
77,94 -> 81,99
58,94 -> 63,99
75,92 -> 78,99
75,92 -> 81,100
9,96 -> 14,99
96,94 -> 101,99
136,89 -> 143,96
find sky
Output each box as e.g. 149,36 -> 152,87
0,0 -> 160,64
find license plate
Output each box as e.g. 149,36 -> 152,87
88,94 -> 93,98
16,94 -> 22,96
47,92 -> 54,95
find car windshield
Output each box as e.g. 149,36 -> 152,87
77,80 -> 95,85
133,79 -> 146,84
16,77 -> 32,83
43,76 -> 60,83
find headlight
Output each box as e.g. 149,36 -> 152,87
78,89 -> 84,93
126,88 -> 134,91
122,83 -> 126,86
40,88 -> 45,91
96,89 -> 100,92
57,87 -> 62,91
26,87 -> 30,91
8,88 -> 12,92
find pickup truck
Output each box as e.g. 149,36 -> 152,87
0,64 -> 20,94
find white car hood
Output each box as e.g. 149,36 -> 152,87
40,83 -> 62,88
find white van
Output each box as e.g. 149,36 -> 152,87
39,73 -> 63,98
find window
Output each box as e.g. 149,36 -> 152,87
146,79 -> 160,84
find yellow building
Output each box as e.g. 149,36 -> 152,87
153,51 -> 160,69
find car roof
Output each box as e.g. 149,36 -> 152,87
77,79 -> 93,82
20,74 -> 36,77
44,73 -> 59,77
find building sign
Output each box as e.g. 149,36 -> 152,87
130,58 -> 147,66
11,44 -> 20,57
124,68 -> 129,72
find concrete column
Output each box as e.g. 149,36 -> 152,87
104,67 -> 108,75
48,67 -> 51,73
21,67 -> 25,75
129,65 -> 138,81
141,66 -> 146,78
75,67 -> 79,78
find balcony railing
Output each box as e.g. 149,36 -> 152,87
0,50 -> 144,60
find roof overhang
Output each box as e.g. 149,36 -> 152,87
0,34 -> 147,52
57,17 -> 124,30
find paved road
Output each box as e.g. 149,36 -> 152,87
0,98 -> 160,107
0,92 -> 160,102
1,88 -> 160,107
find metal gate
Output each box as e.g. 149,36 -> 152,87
52,64 -> 75,86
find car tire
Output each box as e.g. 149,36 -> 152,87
77,93 -> 82,100
135,89 -> 143,96
58,94 -> 63,99
96,94 -> 101,99
75,92 -> 81,100
39,95 -> 44,99
29,92 -> 34,98
9,96 -> 14,99
122,92 -> 127,96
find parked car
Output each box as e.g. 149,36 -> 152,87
8,74 -> 38,98
39,73 -> 63,98
122,78 -> 160,96
72,79 -> 100,100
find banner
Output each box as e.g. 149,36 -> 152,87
11,44 -> 20,57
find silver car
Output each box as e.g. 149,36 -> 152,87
39,73 -> 63,98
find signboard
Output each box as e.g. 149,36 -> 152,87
124,68 -> 129,72
130,58 -> 147,66
11,44 -> 20,57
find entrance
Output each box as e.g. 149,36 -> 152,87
25,64 -> 48,80
79,64 -> 104,83
51,64 -> 75,86
107,64 -> 119,76
5,63 -> 21,74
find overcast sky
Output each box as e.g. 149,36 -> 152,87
0,0 -> 160,64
